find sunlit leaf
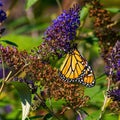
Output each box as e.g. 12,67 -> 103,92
85,85 -> 101,98
85,110 -> 101,120
85,85 -> 104,104
12,82 -> 31,120
104,113 -> 118,120
91,91 -> 104,103
2,34 -> 43,52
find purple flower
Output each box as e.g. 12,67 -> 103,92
107,89 -> 120,101
43,4 -> 81,57
76,115 -> 82,120
4,105 -> 12,113
76,112 -> 87,120
0,9 -> 7,22
105,40 -> 120,83
0,68 -> 10,79
0,1 -> 7,23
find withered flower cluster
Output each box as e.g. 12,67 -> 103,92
89,0 -> 119,59
0,45 -> 27,70
47,80 -> 90,109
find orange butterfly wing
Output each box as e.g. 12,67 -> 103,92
59,49 -> 95,87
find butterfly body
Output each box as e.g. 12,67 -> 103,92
59,49 -> 95,87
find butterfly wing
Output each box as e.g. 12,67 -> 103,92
59,49 -> 95,87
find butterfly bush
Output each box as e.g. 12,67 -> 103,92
1,0 -> 119,119
0,3 -> 90,119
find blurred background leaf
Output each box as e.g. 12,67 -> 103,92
26,0 -> 39,9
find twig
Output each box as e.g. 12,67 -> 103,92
0,53 -> 6,94
0,71 -> 12,94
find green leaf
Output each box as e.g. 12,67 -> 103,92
0,40 -> 18,47
106,8 -> 120,13
85,85 -> 101,98
96,73 -> 107,84
1,34 -> 43,52
104,113 -> 118,120
85,110 -> 101,120
85,85 -> 104,104
12,82 -> 31,120
46,98 -> 66,110
26,0 -> 39,9
91,91 -> 104,104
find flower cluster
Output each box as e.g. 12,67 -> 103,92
0,67 -> 9,78
89,0 -> 119,59
46,78 -> 90,109
106,41 -> 120,102
0,41 -> 89,112
107,89 -> 120,101
104,41 -> 120,81
25,55 -> 90,110
0,45 -> 28,71
108,101 -> 120,113
38,4 -> 81,60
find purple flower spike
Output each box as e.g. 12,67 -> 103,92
105,40 -> 120,83
0,9 -> 7,22
43,4 -> 81,55
0,1 -> 7,23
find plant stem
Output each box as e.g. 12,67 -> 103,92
0,80 -> 5,94
56,0 -> 62,12
99,77 -> 111,119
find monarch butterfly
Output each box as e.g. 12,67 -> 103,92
58,48 -> 95,87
